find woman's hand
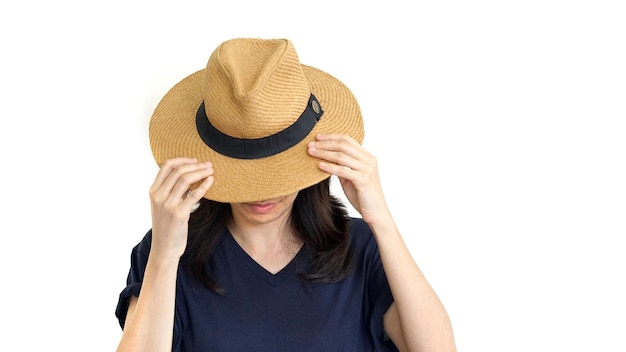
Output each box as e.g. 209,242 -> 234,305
309,135 -> 457,351
307,134 -> 390,225
148,158 -> 214,258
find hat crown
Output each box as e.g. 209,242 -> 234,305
203,38 -> 311,139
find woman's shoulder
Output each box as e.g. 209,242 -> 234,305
347,216 -> 369,234
347,217 -> 377,251
130,229 -> 153,256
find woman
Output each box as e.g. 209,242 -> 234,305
115,37 -> 456,352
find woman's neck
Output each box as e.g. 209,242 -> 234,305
228,219 -> 302,274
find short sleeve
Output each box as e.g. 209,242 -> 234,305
352,218 -> 399,351
369,260 -> 398,351
115,231 -> 152,329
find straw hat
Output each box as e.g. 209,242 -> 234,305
149,38 -> 364,203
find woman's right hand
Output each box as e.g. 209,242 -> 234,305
148,158 -> 214,259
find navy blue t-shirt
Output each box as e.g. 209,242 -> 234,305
116,217 -> 398,351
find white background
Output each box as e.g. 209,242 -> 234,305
1,1 -> 624,351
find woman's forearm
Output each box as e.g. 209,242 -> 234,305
116,255 -> 179,352
370,215 -> 457,352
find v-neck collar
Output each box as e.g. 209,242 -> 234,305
225,231 -> 306,286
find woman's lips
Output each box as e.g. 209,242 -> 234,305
247,202 -> 276,214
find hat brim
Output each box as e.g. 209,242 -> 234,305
149,65 -> 364,203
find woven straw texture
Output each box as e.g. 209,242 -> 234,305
149,38 -> 364,203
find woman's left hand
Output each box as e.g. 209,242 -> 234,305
307,134 -> 391,225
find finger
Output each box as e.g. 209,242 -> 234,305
313,134 -> 362,155
151,158 -> 198,193
314,133 -> 361,150
164,162 -> 214,203
317,160 -> 357,179
307,136 -> 364,171
153,161 -> 213,203
183,174 -> 214,207
171,164 -> 215,202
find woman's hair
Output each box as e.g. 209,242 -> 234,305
184,178 -> 354,295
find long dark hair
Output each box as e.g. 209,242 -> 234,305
184,178 -> 354,295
